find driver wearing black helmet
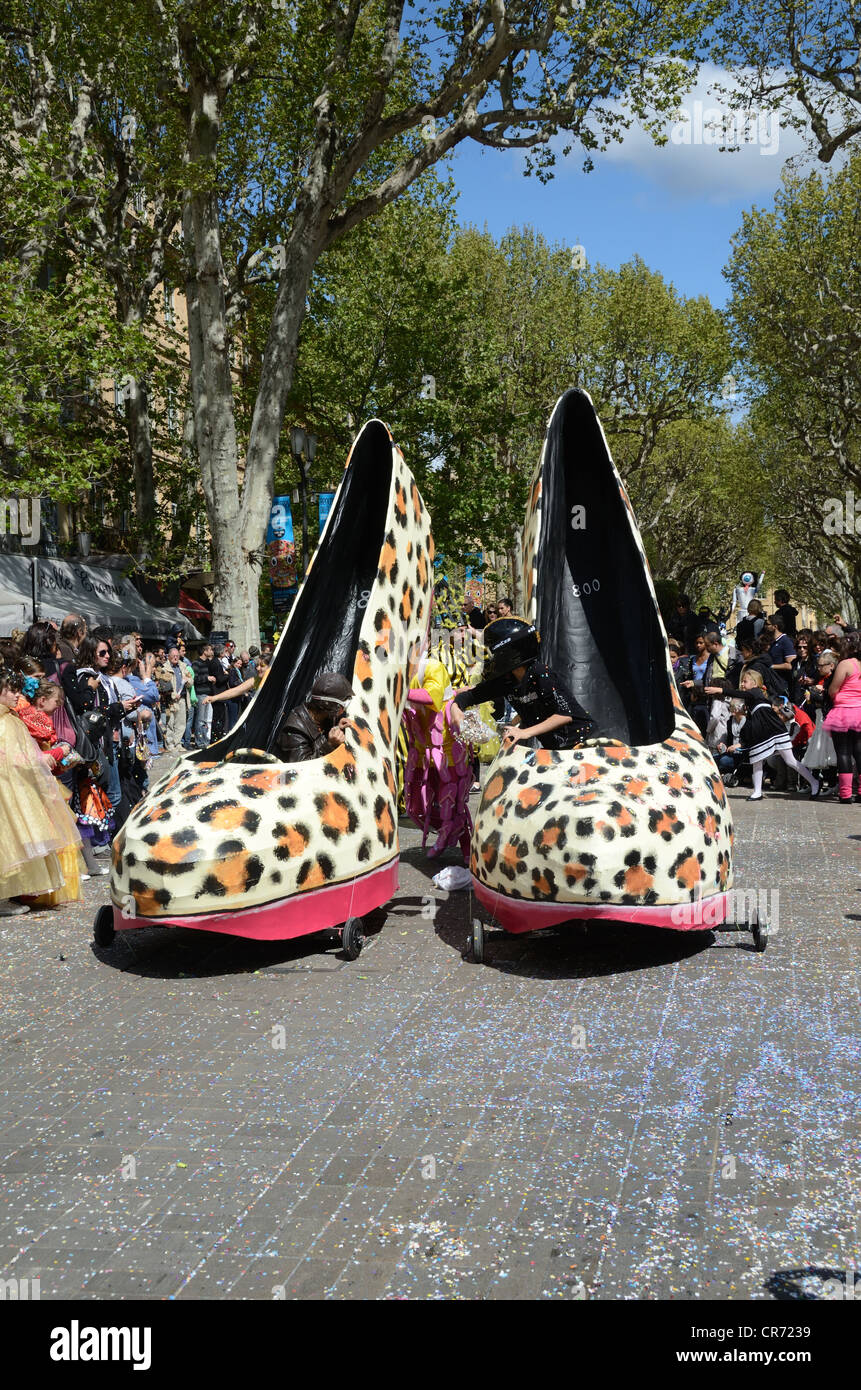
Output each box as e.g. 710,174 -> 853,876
448,616 -> 595,751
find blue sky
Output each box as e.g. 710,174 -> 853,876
447,64 -> 814,308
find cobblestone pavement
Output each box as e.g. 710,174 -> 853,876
0,757 -> 858,1301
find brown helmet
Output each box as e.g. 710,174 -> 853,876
309,672 -> 353,708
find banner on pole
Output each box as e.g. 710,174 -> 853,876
266,496 -> 298,611
464,552 -> 483,606
318,492 -> 335,532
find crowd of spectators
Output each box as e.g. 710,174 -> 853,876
667,591 -> 861,802
433,583 -> 861,803
1,585 -> 858,916
0,615 -> 268,839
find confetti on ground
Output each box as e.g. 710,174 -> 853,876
0,773 -> 858,1300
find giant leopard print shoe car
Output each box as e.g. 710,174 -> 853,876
470,388 -> 733,933
108,420 -> 433,939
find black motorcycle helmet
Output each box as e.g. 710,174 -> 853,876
482,617 -> 540,679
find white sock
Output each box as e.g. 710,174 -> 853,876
751,763 -> 763,797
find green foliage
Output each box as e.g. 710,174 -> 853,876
0,16 -> 193,563
0,127 -> 146,497
434,225 -> 586,559
638,414 -> 767,604
0,257 -> 125,496
285,217 -> 590,565
281,173 -> 462,485
714,0 -> 861,165
284,216 -> 738,598
724,153 -> 861,614
9,0 -> 835,626
582,256 -> 733,472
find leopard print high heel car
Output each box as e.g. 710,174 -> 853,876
99,421 -> 433,957
468,389 -> 756,955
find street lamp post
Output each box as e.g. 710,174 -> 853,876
289,426 -> 317,578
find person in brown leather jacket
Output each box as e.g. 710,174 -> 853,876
275,673 -> 353,763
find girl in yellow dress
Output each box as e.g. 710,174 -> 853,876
401,642 -> 498,861
0,667 -> 83,914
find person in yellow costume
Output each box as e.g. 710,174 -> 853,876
401,642 -> 497,860
0,667 -> 83,914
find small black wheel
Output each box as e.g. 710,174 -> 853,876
470,917 -> 485,964
93,905 -> 115,948
341,916 -> 364,960
751,917 -> 768,952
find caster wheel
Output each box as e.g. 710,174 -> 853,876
751,917 -> 768,952
470,918 -> 485,964
93,905 -> 115,948
341,916 -> 364,960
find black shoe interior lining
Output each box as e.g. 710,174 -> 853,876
536,389 -> 674,746
200,421 -> 393,761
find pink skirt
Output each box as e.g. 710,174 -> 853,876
824,703 -> 861,734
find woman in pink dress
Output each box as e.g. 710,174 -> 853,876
824,633 -> 861,803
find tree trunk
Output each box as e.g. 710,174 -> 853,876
182,78 -> 252,643
511,528 -> 523,613
184,209 -> 250,641
180,55 -> 332,650
125,377 -> 156,551
238,222 -> 327,627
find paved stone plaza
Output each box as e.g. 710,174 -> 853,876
0,776 -> 858,1301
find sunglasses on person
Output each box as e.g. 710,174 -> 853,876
96,646 -> 111,657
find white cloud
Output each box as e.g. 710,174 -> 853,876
575,64 -> 811,204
